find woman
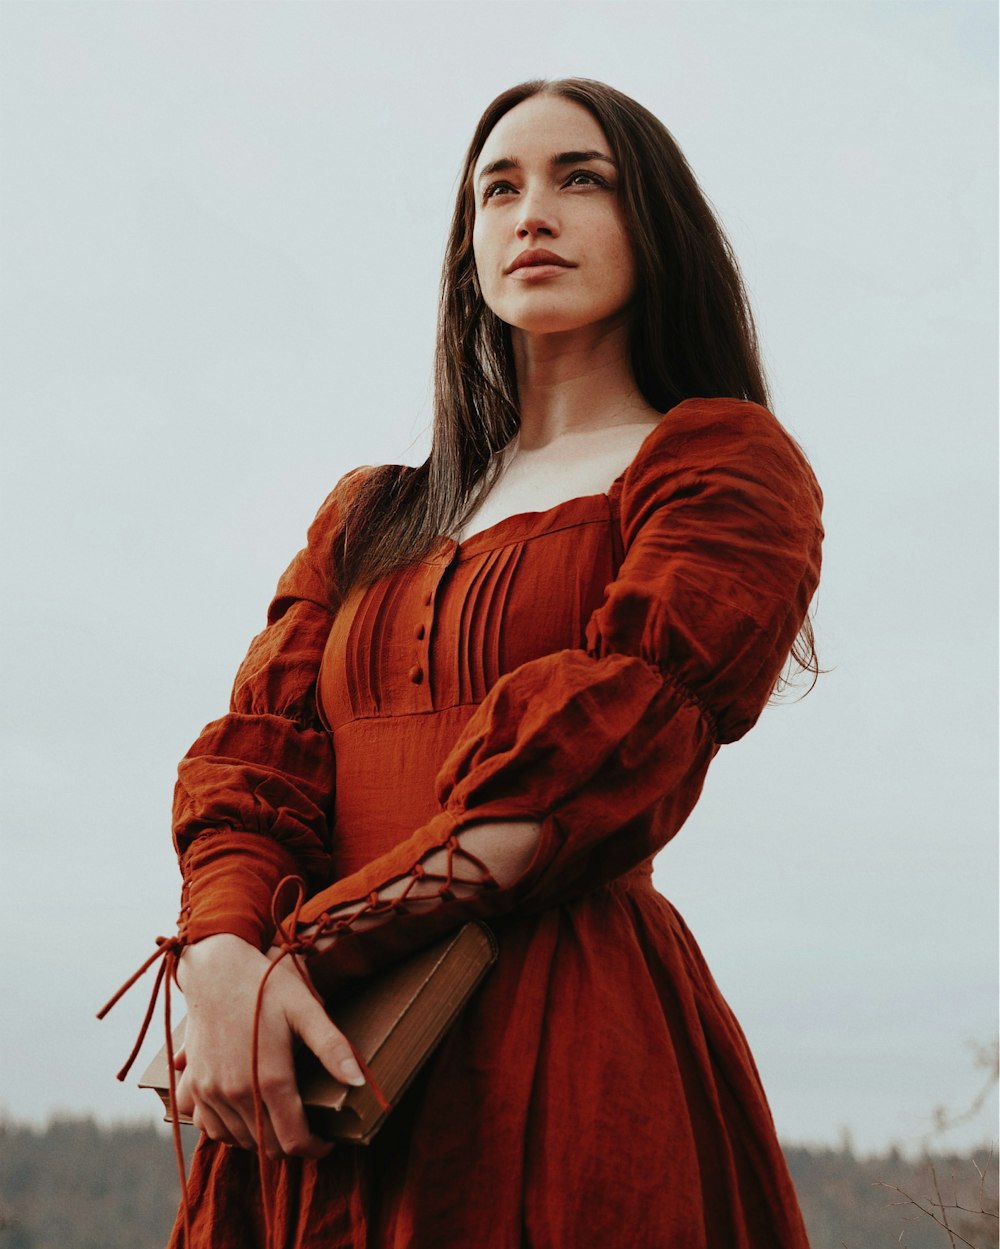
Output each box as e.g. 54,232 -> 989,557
159,77 -> 822,1247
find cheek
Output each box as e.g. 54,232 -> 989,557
609,214 -> 633,259
610,229 -> 638,296
618,249 -> 638,297
471,219 -> 494,288
592,235 -> 636,303
586,209 -> 636,294
472,212 -> 495,259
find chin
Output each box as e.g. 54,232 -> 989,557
499,301 -> 627,337
507,314 -> 585,335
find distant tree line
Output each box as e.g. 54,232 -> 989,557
0,1115 -> 996,1249
784,1142 -> 997,1248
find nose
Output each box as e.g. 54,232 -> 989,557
515,187 -> 559,240
517,218 -> 556,240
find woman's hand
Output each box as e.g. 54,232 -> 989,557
172,933 -> 366,1158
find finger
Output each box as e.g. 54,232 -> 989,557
256,1060 -> 333,1160
175,1069 -> 196,1118
218,1076 -> 287,1158
292,997 -> 366,1090
192,1082 -> 258,1152
208,1098 -> 258,1153
192,1100 -> 242,1148
238,1096 -> 283,1159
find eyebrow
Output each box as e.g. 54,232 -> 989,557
476,150 -> 617,183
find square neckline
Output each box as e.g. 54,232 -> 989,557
443,414 -> 667,553
442,491 -> 616,556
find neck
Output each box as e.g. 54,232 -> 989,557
510,314 -> 660,450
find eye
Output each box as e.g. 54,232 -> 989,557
482,180 -> 515,201
565,170 -> 608,189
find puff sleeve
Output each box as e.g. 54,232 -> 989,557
173,466 -> 371,950
294,398 -> 824,995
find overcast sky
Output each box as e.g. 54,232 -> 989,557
1,1 -> 996,1156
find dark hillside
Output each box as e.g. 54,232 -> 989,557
785,1143 -> 998,1249
0,1118 -> 196,1249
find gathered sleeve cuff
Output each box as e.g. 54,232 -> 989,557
292,398 -> 824,994
172,466 -> 373,950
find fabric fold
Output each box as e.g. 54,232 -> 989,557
172,466 -> 372,949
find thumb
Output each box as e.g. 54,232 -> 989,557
288,994 -> 366,1088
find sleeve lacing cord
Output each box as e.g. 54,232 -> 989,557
292,833 -> 503,948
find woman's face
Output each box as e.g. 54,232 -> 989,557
471,95 -> 635,337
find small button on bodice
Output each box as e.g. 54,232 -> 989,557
316,494 -> 619,734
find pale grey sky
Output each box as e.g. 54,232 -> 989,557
1,1 -> 996,1155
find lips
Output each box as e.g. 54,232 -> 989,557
507,249 -> 575,273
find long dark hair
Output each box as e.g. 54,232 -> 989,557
335,76 -> 817,690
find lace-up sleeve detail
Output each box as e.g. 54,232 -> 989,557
173,466 -> 372,950
293,399 -> 824,996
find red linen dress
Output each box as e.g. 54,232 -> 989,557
168,397 -> 823,1249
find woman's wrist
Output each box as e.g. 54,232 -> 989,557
175,931 -> 262,994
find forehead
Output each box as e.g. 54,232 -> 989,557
473,96 -> 609,178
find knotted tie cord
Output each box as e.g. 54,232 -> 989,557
97,832 -> 500,1247
96,934 -> 191,1249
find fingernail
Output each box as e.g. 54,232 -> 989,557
342,1059 -> 365,1086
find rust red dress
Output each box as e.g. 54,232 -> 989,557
168,397 -> 823,1248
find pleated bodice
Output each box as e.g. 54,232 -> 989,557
316,493 -> 624,878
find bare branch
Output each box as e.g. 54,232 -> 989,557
928,1158 -> 959,1249
923,1040 -> 1000,1145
